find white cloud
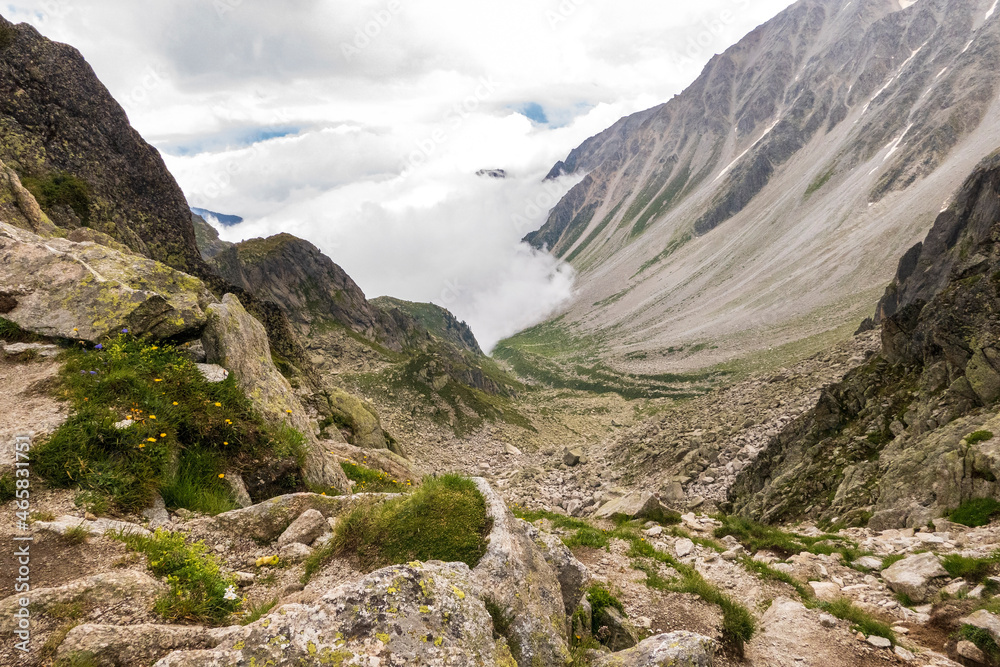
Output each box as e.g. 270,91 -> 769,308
5,0 -> 796,350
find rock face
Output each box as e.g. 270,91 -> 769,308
276,508 -> 327,547
519,0 -> 1000,378
0,222 -> 212,342
729,152 -> 1000,527
0,157 -> 56,236
154,561 -> 517,667
525,522 -> 592,615
191,214 -> 233,261
589,631 -> 716,667
200,293 -> 350,493
372,296 -> 484,355
880,552 -> 949,603
0,16 -> 205,274
471,478 -> 571,666
212,234 -> 428,352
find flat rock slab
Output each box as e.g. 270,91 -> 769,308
57,624 -> 243,666
0,221 -> 211,342
595,491 -> 668,520
0,570 -> 165,617
34,515 -> 151,538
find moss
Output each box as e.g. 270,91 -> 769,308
804,167 -> 835,198
959,624 -> 1000,662
21,172 -> 92,225
967,430 -> 995,444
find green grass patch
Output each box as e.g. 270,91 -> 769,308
959,624 -> 1000,662
0,317 -> 46,343
951,498 -> 1000,527
586,583 -> 626,636
941,551 -> 1000,583
804,168 -> 835,198
240,597 -> 278,625
967,430 -> 995,445
881,554 -> 905,570
115,528 -> 240,624
32,333 -> 304,513
62,525 -> 90,545
340,460 -> 407,494
303,475 -> 490,581
21,172 -> 92,225
714,515 -> 859,561
819,598 -> 895,643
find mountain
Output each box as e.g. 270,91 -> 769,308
190,207 -> 244,227
191,213 -> 233,259
728,149 -> 1000,528
517,0 -> 1000,376
371,296 -> 484,355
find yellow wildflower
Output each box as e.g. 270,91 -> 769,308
218,473 -> 225,479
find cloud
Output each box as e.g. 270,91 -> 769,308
4,0 -> 797,351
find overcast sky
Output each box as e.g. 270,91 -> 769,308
6,0 -> 796,351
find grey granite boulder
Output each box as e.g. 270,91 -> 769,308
881,552 -> 949,602
525,521 -> 591,615
589,631 -> 716,667
56,624 -> 243,666
0,221 -> 211,342
154,561 -> 516,666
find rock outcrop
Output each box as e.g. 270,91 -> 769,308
0,221 -> 212,342
880,552 -> 950,603
155,561 -> 517,667
201,293 -> 350,493
470,478 -> 571,666
0,16 -> 204,274
56,624 -> 243,667
588,631 -> 716,667
729,152 -> 1000,527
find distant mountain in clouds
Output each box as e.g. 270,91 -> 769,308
190,207 -> 244,227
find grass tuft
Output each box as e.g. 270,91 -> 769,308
62,525 -> 90,545
951,498 -> 1000,527
302,475 -> 490,581
0,472 -> 15,503
941,551 -> 1000,583
966,430 -> 995,445
819,598 -> 895,643
240,597 -> 278,625
714,515 -> 860,561
340,460 -> 407,494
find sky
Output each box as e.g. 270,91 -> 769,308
5,0 -> 796,351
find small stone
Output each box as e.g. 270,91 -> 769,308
234,572 -> 255,585
644,526 -> 663,537
84,512 -> 97,521
891,626 -> 908,634
866,635 -> 891,649
278,542 -> 314,564
809,582 -> 841,602
563,448 -> 582,466
893,645 -> 914,662
854,556 -> 883,570
674,538 -> 695,558
957,640 -> 986,663
505,444 -> 522,456
818,613 -> 837,628
194,363 -> 229,383
277,509 -> 328,547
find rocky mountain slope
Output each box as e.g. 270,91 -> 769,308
518,0 -> 1000,375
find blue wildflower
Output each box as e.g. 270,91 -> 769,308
89,371 -> 97,375
95,343 -> 103,350
121,328 -> 129,334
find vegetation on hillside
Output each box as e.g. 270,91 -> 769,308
32,332 -> 305,514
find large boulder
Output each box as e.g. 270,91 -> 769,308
56,624 -> 243,667
154,561 -> 517,666
0,221 -> 211,342
881,552 -> 949,602
961,609 -> 1000,644
525,521 -> 591,615
471,478 -> 571,666
201,293 -> 349,493
595,491 -> 670,521
589,631 -> 716,667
